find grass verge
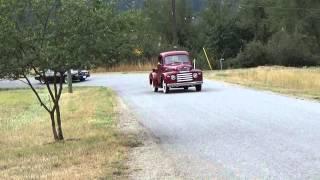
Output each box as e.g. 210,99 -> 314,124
206,66 -> 320,100
94,62 -> 154,73
0,87 -> 137,179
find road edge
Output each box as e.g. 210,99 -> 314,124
116,97 -> 180,179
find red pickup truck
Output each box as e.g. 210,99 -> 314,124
149,51 -> 203,93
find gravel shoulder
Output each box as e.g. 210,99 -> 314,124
116,97 -> 180,179
116,96 -> 232,179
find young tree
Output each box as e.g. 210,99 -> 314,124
0,0 -> 101,141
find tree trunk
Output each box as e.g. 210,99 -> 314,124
67,69 -> 73,93
50,112 -> 59,140
55,103 -> 64,140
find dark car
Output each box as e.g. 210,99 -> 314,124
149,51 -> 203,93
68,69 -> 90,82
35,69 -> 90,83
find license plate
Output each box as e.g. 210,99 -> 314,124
83,76 -> 86,78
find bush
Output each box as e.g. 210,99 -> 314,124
231,32 -> 319,68
233,41 -> 271,68
267,32 -> 318,67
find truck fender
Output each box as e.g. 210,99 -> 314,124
149,72 -> 158,86
161,73 -> 172,84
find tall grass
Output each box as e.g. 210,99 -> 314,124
0,88 -> 135,179
94,62 -> 155,72
207,66 -> 320,99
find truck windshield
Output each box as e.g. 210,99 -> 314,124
164,55 -> 189,64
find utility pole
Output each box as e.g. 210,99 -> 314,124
171,0 -> 177,46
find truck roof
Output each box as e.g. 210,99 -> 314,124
160,51 -> 189,57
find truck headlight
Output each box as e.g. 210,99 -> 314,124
171,75 -> 176,80
193,73 -> 198,79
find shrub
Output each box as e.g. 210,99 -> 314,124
234,41 -> 271,68
231,32 -> 319,68
267,31 -> 318,67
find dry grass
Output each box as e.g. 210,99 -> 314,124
93,62 -> 154,73
0,87 -> 137,179
206,66 -> 320,100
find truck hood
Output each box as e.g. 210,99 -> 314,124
164,64 -> 192,72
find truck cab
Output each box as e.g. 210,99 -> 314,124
149,51 -> 203,93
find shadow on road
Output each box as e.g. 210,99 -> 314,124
146,87 -> 222,95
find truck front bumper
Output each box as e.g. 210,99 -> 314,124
167,81 -> 203,88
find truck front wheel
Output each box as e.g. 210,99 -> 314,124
162,81 -> 169,94
153,86 -> 158,92
152,81 -> 158,92
196,85 -> 202,92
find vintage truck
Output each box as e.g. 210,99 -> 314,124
149,51 -> 203,93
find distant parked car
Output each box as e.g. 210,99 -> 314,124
149,51 -> 203,93
35,69 -> 90,83
69,69 -> 90,82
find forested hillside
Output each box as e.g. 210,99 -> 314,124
112,0 -> 320,69
1,0 -> 319,70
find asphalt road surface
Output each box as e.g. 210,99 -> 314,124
1,74 -> 320,179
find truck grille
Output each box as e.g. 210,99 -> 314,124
177,73 -> 193,82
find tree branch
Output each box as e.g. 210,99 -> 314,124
43,71 -> 56,106
32,66 -> 42,76
23,74 -> 51,113
53,71 -> 58,99
40,1 -> 57,48
56,71 -> 65,101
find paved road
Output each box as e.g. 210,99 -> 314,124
2,74 -> 320,179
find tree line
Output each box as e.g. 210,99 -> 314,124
139,0 -> 320,69
3,0 -> 318,71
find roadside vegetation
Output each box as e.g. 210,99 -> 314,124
74,0 -> 320,72
3,1 -> 319,75
94,62 -> 154,73
206,66 -> 320,100
0,87 -> 137,179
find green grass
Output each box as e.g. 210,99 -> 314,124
206,66 -> 320,100
0,87 -> 135,179
0,89 -> 50,131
